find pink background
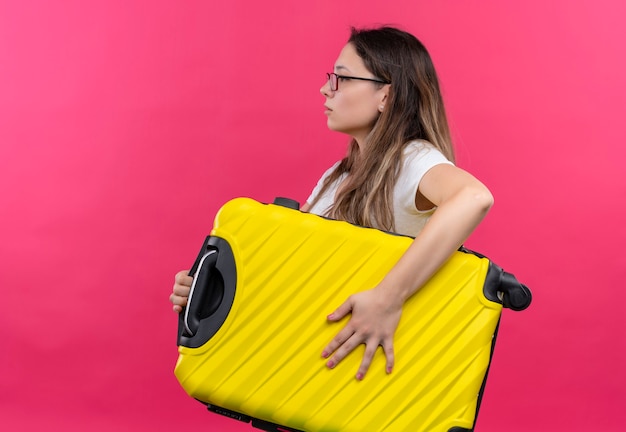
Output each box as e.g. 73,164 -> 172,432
1,1 -> 624,430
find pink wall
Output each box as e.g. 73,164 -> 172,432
1,1 -> 624,430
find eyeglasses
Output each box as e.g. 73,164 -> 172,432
326,72 -> 390,92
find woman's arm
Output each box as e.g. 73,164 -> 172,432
380,164 -> 494,301
321,164 -> 494,379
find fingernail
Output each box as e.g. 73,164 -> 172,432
356,373 -> 363,381
321,351 -> 328,358
386,367 -> 393,374
326,360 -> 335,368
327,314 -> 334,320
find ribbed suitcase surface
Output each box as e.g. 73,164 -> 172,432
175,197 -> 530,432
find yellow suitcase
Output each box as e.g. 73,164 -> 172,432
175,197 -> 531,432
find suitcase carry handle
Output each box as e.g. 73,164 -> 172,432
184,250 -> 219,336
178,236 -> 237,348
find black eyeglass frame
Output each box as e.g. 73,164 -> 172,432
326,72 -> 390,91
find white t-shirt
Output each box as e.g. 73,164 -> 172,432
306,140 -> 454,237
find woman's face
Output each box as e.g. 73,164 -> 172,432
321,43 -> 389,145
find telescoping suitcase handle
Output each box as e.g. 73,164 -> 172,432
178,236 -> 237,348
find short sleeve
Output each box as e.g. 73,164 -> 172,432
396,141 -> 454,214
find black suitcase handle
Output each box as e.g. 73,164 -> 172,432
177,236 -> 237,348
184,250 -> 220,335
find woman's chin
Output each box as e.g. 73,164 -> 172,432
326,120 -> 346,134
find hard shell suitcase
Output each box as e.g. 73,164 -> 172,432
175,197 -> 531,432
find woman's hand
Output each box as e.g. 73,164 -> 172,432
170,270 -> 192,313
321,286 -> 403,380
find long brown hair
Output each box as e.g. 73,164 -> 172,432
312,26 -> 455,231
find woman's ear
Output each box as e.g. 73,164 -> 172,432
378,86 -> 389,112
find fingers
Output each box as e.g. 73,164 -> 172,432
170,292 -> 188,310
172,282 -> 191,297
170,270 -> 192,313
382,340 -> 395,374
326,336 -> 394,380
326,297 -> 353,322
321,326 -> 354,361
322,330 -> 396,380
355,338 -> 394,380
355,340 -> 379,380
175,270 -> 193,287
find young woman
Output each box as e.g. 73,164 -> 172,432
170,26 -> 493,381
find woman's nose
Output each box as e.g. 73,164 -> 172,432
320,80 -> 332,97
